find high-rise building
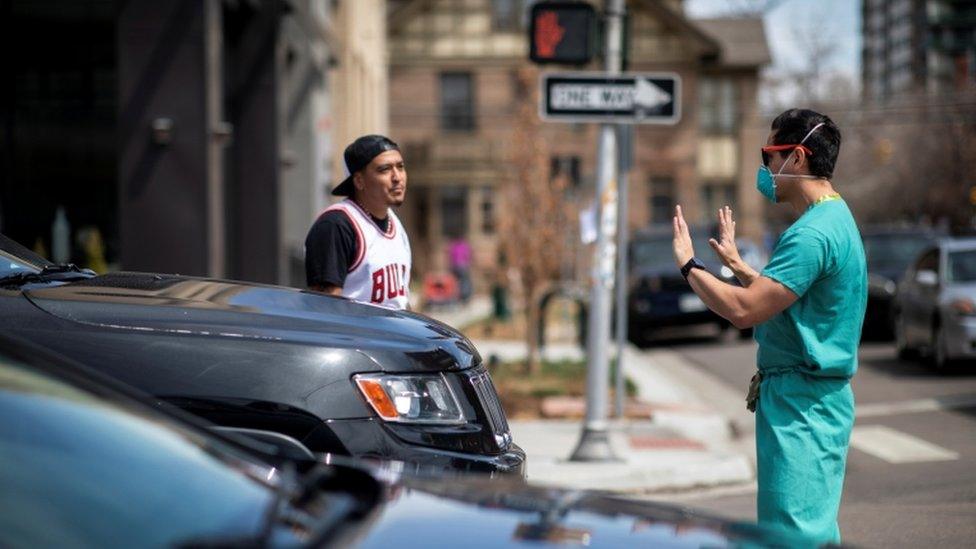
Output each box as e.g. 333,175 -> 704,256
862,0 -> 976,101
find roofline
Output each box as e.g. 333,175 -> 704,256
635,0 -> 721,59
389,0 -> 428,33
389,0 -> 721,60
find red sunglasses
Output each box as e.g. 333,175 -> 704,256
761,144 -> 814,166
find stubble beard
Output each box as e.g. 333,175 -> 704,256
388,187 -> 406,207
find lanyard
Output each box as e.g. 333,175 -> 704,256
809,193 -> 841,209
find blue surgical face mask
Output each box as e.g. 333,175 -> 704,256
756,165 -> 777,202
755,122 -> 826,204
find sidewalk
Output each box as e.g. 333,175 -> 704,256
510,420 -> 752,493
423,301 -> 757,495
423,295 -> 492,330
489,341 -> 754,494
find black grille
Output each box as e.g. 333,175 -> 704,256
467,368 -> 511,446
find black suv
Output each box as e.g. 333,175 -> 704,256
627,226 -> 765,343
0,233 -> 523,475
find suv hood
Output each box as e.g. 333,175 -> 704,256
359,472 -> 817,548
23,272 -> 480,371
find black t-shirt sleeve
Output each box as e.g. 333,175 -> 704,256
304,210 -> 359,288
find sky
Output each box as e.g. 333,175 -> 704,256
685,0 -> 862,103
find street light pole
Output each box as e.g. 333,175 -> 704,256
570,0 -> 625,462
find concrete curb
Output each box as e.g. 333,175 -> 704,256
621,345 -> 753,442
636,346 -> 756,438
622,344 -> 758,468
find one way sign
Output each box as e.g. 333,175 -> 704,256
540,72 -> 681,124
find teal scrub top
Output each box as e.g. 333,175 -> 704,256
755,199 -> 867,378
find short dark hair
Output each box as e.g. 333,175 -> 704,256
770,109 -> 841,179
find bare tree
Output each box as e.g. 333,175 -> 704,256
498,65 -> 575,374
840,90 -> 976,231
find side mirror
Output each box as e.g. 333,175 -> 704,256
916,270 -> 939,287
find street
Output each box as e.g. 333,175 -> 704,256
649,333 -> 976,547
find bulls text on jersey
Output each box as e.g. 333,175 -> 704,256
371,264 -> 408,304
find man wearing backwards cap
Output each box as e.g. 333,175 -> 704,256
304,134 -> 411,310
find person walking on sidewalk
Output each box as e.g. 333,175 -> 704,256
448,236 -> 473,304
305,134 -> 411,310
670,108 -> 866,544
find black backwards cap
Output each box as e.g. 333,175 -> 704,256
331,134 -> 400,196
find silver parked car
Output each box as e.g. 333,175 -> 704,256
894,237 -> 976,370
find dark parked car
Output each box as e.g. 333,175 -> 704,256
627,226 -> 766,344
0,334 -> 819,548
894,237 -> 976,370
861,226 -> 944,339
0,233 -> 523,475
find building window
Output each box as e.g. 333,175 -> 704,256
701,183 -> 736,224
550,155 -> 581,188
649,177 -> 674,224
440,186 -> 468,238
697,136 -> 738,180
698,77 -> 738,134
480,187 -> 495,234
491,0 -> 526,31
440,72 -> 475,131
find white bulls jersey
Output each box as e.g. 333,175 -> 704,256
323,199 -> 411,310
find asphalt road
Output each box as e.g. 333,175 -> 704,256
647,331 -> 976,547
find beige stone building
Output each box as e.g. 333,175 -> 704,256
331,0 -> 391,177
387,0 -> 769,286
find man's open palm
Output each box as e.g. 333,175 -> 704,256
672,205 -> 694,268
708,206 -> 742,268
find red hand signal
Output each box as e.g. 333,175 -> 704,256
534,11 -> 565,58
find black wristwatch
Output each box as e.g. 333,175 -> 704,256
680,257 -> 706,280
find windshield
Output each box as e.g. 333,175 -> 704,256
1,249 -> 42,280
0,234 -> 51,272
948,250 -> 976,283
0,352 -> 294,547
863,234 -> 934,273
632,235 -> 712,269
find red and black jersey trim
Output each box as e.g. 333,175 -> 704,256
318,205 -> 365,272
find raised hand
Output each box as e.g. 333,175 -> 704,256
672,205 -> 695,268
708,206 -> 742,269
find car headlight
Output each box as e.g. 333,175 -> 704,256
354,373 -> 465,424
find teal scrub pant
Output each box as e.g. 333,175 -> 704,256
755,369 -> 854,545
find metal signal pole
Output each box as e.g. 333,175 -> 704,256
570,0 -> 625,462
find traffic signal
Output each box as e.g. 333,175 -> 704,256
529,1 -> 596,65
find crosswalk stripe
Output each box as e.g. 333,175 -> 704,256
850,425 -> 959,464
856,393 -> 976,418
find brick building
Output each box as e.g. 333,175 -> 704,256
387,0 -> 769,287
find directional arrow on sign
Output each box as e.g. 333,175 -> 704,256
634,77 -> 672,110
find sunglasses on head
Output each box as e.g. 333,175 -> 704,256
761,144 -> 814,167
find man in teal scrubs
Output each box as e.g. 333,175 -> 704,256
671,108 -> 866,544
